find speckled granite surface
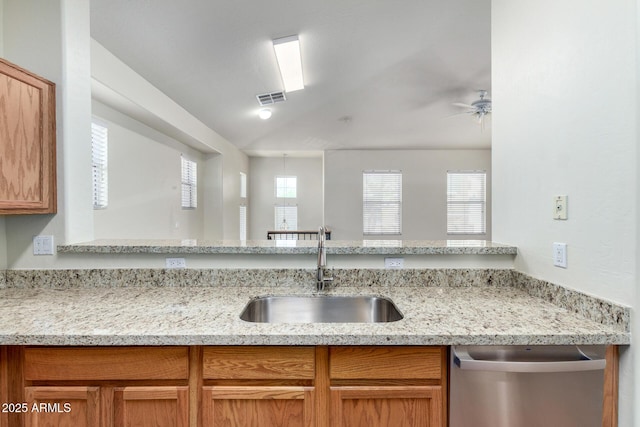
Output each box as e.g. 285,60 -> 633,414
57,239 -> 518,255
0,268 -> 629,346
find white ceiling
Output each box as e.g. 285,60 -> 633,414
90,0 -> 491,154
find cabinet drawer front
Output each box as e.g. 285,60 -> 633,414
24,347 -> 189,381
329,346 -> 443,380
203,346 -> 315,380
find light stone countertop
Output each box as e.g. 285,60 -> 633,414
57,239 -> 517,255
0,274 -> 628,346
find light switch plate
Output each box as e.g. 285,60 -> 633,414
554,195 -> 568,220
553,242 -> 567,268
33,235 -> 55,255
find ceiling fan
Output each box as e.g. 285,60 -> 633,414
453,90 -> 492,129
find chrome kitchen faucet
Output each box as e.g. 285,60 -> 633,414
316,226 -> 333,291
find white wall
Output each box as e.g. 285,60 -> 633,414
492,0 -> 638,424
2,0 -> 93,268
92,101 -> 206,239
248,156 -> 323,240
324,150 -> 492,240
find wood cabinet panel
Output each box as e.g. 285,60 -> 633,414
330,386 -> 443,427
203,346 -> 315,380
24,386 -> 99,427
0,58 -> 56,214
24,347 -> 189,381
329,347 -> 443,380
113,386 -> 189,427
203,386 -> 314,427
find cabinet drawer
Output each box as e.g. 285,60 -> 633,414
329,346 -> 443,380
24,347 -> 189,381
203,346 -> 315,380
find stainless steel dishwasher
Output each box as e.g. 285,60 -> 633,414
450,345 -> 606,427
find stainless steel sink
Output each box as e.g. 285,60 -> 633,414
239,295 -> 403,323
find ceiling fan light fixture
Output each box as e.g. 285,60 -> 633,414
273,35 -> 304,92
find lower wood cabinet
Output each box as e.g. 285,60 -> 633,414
24,386 -> 99,427
330,386 -> 443,427
3,345 -> 446,427
202,386 -> 315,427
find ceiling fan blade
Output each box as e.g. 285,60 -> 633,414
452,102 -> 475,109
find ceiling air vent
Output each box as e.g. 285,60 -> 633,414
256,91 -> 287,106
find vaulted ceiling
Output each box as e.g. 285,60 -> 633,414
90,0 -> 491,154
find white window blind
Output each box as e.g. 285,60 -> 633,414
239,205 -> 247,240
363,171 -> 402,235
274,206 -> 298,232
91,121 -> 108,209
181,156 -> 197,209
447,171 -> 486,234
275,176 -> 297,198
240,172 -> 247,198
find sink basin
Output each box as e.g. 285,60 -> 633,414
239,295 -> 403,323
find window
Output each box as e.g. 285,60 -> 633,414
274,206 -> 298,232
181,156 -> 197,209
447,171 -> 486,234
240,172 -> 247,198
362,171 -> 402,235
91,121 -> 108,209
240,172 -> 247,240
275,176 -> 296,198
239,205 -> 247,240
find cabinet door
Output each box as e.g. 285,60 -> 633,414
24,386 -> 99,427
113,386 -> 188,427
203,386 -> 314,427
330,386 -> 443,427
0,58 -> 56,214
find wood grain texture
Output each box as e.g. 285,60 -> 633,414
315,347 -> 330,427
602,345 -> 618,427
329,347 -> 443,380
203,346 -> 315,380
114,386 -> 189,427
203,386 -> 314,427
0,57 -> 56,214
331,386 -> 443,427
24,347 -> 189,381
25,386 -> 99,427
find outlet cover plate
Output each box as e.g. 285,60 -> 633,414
553,242 -> 567,268
385,257 -> 404,269
166,258 -> 187,269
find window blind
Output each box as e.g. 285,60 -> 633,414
181,157 -> 197,209
91,122 -> 108,209
447,171 -> 486,234
240,172 -> 247,198
363,171 -> 402,235
239,205 -> 247,240
274,205 -> 298,232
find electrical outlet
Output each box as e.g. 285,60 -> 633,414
553,243 -> 567,268
385,257 -> 404,269
33,235 -> 55,255
165,258 -> 186,269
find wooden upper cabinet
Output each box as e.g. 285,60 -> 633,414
0,58 -> 56,214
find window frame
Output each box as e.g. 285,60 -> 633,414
91,120 -> 108,210
362,170 -> 402,235
446,170 -> 487,235
181,156 -> 198,209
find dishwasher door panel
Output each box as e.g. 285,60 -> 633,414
449,346 -> 605,427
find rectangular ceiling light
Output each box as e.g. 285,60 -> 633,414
273,35 -> 304,92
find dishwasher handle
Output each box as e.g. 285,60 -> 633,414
452,346 -> 606,373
